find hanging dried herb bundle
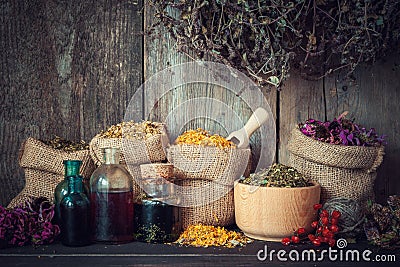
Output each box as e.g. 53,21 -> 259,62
147,0 -> 400,87
240,163 -> 312,187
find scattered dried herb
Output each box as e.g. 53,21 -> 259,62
364,195 -> 400,249
299,112 -> 386,147
42,136 -> 89,151
98,121 -> 164,140
174,224 -> 252,248
148,0 -> 400,87
134,224 -> 168,243
175,128 -> 235,148
240,163 -> 312,187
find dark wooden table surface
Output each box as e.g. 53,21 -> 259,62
0,237 -> 399,267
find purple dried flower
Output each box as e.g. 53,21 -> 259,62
299,114 -> 386,147
339,130 -> 348,145
0,197 -> 60,248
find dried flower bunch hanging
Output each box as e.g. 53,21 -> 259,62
148,0 -> 400,87
299,112 -> 386,147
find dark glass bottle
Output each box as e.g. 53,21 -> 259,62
90,148 -> 134,243
134,198 -> 181,243
55,160 -> 83,224
60,175 -> 91,246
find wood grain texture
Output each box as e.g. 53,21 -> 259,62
0,0 -> 143,206
143,5 -> 277,172
278,72 -> 325,165
234,181 -> 320,241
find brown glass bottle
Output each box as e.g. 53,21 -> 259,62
90,148 -> 134,243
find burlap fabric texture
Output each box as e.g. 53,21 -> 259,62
167,144 -> 251,186
288,128 -> 385,209
177,179 -> 235,229
7,169 -> 62,208
8,137 -> 95,208
89,133 -> 168,166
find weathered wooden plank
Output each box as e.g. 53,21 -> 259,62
325,53 -> 400,202
278,72 -> 325,165
0,0 -> 64,206
71,0 -> 144,141
143,5 -> 277,172
0,0 -> 143,206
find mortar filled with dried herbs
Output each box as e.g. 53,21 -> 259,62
234,163 -> 320,241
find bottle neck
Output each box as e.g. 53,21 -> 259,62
104,148 -> 120,164
64,160 -> 82,178
67,176 -> 84,194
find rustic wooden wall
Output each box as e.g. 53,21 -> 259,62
1,1 -> 399,206
0,0 -> 143,206
143,5 -> 400,203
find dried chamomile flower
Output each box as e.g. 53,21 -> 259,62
98,121 -> 164,140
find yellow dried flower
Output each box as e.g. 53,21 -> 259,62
174,224 -> 252,248
175,128 -> 235,149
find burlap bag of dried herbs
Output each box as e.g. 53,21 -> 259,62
288,128 -> 385,210
176,179 -> 236,229
8,137 -> 95,208
89,121 -> 170,199
89,121 -> 168,166
168,144 -> 251,185
167,129 -> 251,228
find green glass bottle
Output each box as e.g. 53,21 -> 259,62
54,160 -> 82,225
60,175 -> 91,246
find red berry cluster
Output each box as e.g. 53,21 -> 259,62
281,203 -> 341,247
281,227 -> 305,246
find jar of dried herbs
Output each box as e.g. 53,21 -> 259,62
134,197 -> 181,243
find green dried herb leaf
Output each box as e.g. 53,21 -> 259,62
240,163 -> 312,188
